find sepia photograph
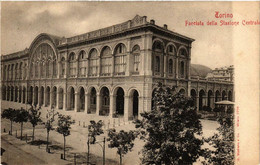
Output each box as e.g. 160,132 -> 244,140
0,1 -> 259,165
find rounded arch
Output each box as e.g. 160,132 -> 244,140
69,52 -> 76,61
101,46 -> 112,57
115,87 -> 125,116
178,88 -> 186,96
228,90 -> 233,101
88,48 -> 99,58
22,86 -> 26,103
2,85 -> 6,100
190,89 -> 197,107
33,86 -> 39,106
222,90 -> 227,100
152,39 -> 165,52
129,88 -> 140,120
199,89 -> 206,111
215,90 -> 221,102
58,87 -> 64,109
207,90 -> 214,109
100,86 -> 110,116
78,86 -> 85,112
45,86 -> 51,106
112,42 -> 127,54
39,86 -> 44,106
88,86 -> 97,114
177,46 -> 189,57
78,50 -> 87,60
52,86 -> 57,107
166,42 -> 177,55
67,86 -> 75,110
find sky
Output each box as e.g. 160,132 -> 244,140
1,2 -> 236,69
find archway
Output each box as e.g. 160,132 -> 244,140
58,88 -> 64,109
46,86 -> 50,106
222,91 -> 227,100
22,87 -> 26,103
89,87 -> 97,114
67,87 -> 75,110
215,90 -> 220,102
116,87 -> 124,116
179,88 -> 185,96
130,90 -> 139,120
34,86 -> 38,106
19,86 -> 22,103
190,89 -> 197,108
52,86 -> 57,107
199,90 -> 205,111
7,86 -> 10,101
207,90 -> 213,109
40,87 -> 44,106
15,86 -> 18,102
100,87 -> 110,116
228,91 -> 233,101
2,86 -> 6,100
28,86 -> 33,104
79,87 -> 85,112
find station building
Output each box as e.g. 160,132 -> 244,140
0,15 -> 234,121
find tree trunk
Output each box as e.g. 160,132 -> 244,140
46,131 -> 49,152
20,122 -> 23,140
87,139 -> 90,164
120,153 -> 122,165
63,135 -> 66,160
32,125 -> 35,141
10,120 -> 13,135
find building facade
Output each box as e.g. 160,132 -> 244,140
206,65 -> 234,82
1,15 -> 234,121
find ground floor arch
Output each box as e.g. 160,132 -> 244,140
222,91 -> 227,100
45,86 -> 50,107
100,86 -> 110,116
207,90 -> 213,109
7,86 -> 10,101
228,91 -> 232,101
52,86 -> 57,107
19,86 -> 22,103
115,87 -> 125,116
2,86 -> 6,100
67,87 -> 75,110
58,88 -> 64,109
78,87 -> 85,112
40,86 -> 44,106
190,89 -> 197,107
28,86 -> 33,104
88,87 -> 97,114
34,86 -> 38,106
128,89 -> 139,120
15,86 -> 18,102
215,90 -> 221,102
22,87 -> 26,103
199,90 -> 205,110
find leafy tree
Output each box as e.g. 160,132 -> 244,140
134,83 -> 204,165
87,120 -> 104,163
204,111 -> 234,165
88,120 -> 104,144
56,114 -> 75,160
107,129 -> 136,165
44,108 -> 58,152
13,108 -> 29,140
1,108 -> 16,135
28,105 -> 42,141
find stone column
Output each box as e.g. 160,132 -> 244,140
85,93 -> 89,113
175,57 -> 179,79
50,91 -> 53,108
96,93 -> 100,115
109,95 -> 115,117
32,87 -> 35,105
56,91 -> 59,109
38,90 -> 41,107
124,96 -> 130,121
75,92 -> 79,112
164,54 -> 167,77
63,92 -> 67,111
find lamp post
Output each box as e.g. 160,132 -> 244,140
88,136 -> 106,165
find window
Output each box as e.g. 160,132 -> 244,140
60,57 -> 65,77
169,59 -> 173,74
168,45 -> 173,53
46,58 -> 51,78
41,59 -> 46,77
114,44 -> 126,75
34,61 -> 39,78
132,45 -> 140,72
180,61 -> 185,78
101,46 -> 112,76
89,49 -> 98,76
79,51 -> 87,77
53,59 -> 57,77
155,56 -> 160,72
69,53 -> 76,77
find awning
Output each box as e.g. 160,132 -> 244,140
215,100 -> 235,105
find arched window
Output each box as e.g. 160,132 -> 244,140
41,59 -> 45,78
61,57 -> 65,77
19,63 -> 23,79
4,66 -> 7,80
69,52 -> 76,77
132,45 -> 140,72
153,41 -> 163,52
101,46 -> 112,76
114,44 -> 126,75
89,49 -> 98,76
79,51 -> 87,77
180,61 -> 185,78
24,64 -> 27,79
155,56 -> 160,73
53,58 -> 57,77
34,60 -> 39,78
169,59 -> 173,74
46,58 -> 51,78
167,45 -> 175,55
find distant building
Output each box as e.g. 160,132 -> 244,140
1,15 -> 234,121
206,65 -> 234,82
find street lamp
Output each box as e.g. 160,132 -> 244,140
87,136 -> 106,165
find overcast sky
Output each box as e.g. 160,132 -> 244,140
1,2 -> 236,69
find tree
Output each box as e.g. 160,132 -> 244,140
107,129 -> 136,165
56,114 -> 75,160
87,120 -> 104,163
28,105 -> 42,141
134,83 -> 204,165
44,108 -> 58,152
13,108 -> 29,140
1,108 -> 16,135
204,111 -> 234,165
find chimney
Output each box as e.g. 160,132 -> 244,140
163,24 -> 168,29
150,19 -> 155,24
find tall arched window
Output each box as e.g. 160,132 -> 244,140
15,63 -> 18,79
180,61 -> 185,78
132,45 -> 140,72
101,46 -> 112,76
34,60 -> 39,78
155,56 -> 160,72
61,57 -> 65,77
114,43 -> 126,75
41,59 -> 45,78
89,49 -> 98,76
69,52 -> 76,77
79,51 -> 87,77
53,58 -> 57,77
46,58 -> 51,78
169,59 -> 173,74
8,65 -> 11,80
24,64 -> 27,79
19,63 -> 23,79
